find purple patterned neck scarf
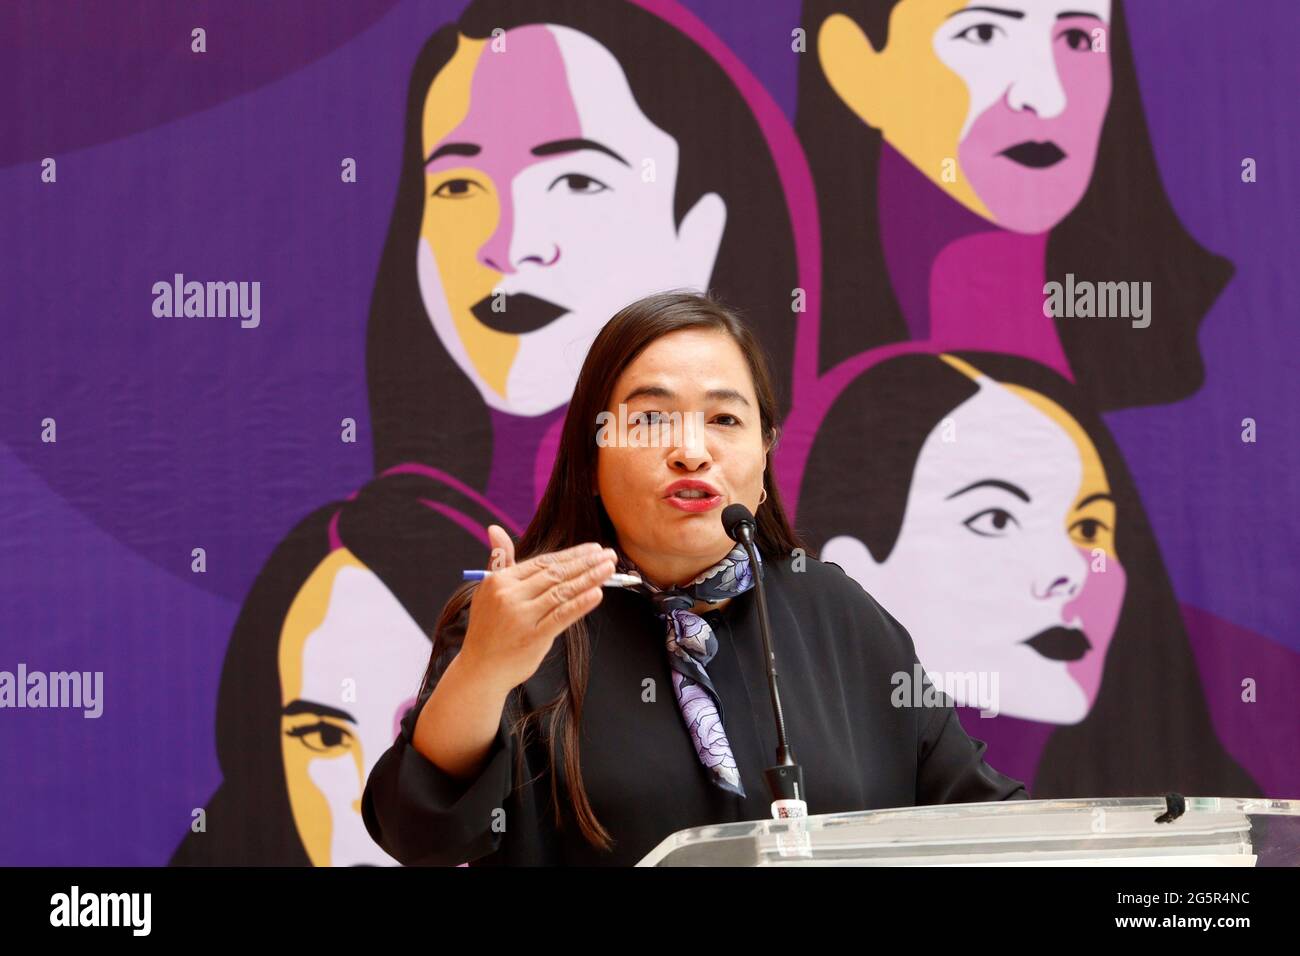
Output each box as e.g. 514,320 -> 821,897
616,544 -> 760,798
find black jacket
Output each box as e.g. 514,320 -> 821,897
363,553 -> 1028,865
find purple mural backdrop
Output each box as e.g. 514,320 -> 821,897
2,0 -> 1296,865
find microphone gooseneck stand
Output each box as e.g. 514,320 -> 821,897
721,504 -> 808,819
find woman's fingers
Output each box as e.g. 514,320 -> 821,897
486,524 -> 516,570
538,556 -> 617,609
513,542 -> 606,581
518,548 -> 616,600
463,540 -> 614,686
536,581 -> 605,634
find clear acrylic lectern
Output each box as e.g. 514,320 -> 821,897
636,797 -> 1300,866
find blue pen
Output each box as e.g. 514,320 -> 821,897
462,569 -> 642,588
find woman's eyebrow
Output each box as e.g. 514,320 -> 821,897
532,138 -> 630,167
1074,491 -> 1115,510
425,138 -> 629,168
426,141 -> 481,164
283,699 -> 356,724
620,385 -> 751,406
945,478 -> 1031,502
621,385 -> 673,403
947,6 -> 1025,20
704,388 -> 751,407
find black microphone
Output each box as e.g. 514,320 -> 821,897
722,504 -> 807,817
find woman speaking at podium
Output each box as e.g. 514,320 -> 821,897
362,291 -> 1027,866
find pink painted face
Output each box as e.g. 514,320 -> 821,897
821,367 -> 1126,723
1061,537 -> 1123,711
419,24 -> 726,415
938,1 -> 1113,233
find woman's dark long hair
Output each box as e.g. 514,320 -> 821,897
797,351 -> 1260,798
369,0 -> 800,477
419,291 -> 806,852
794,0 -> 1233,410
170,473 -> 493,866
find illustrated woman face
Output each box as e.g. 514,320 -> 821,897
279,550 -> 431,866
821,359 -> 1125,722
819,0 -> 1112,233
419,24 -> 727,416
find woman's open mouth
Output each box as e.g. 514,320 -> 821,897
999,141 -> 1067,169
663,480 -> 724,513
1022,626 -> 1091,661
665,491 -> 723,512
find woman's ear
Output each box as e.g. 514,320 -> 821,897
677,191 -> 727,289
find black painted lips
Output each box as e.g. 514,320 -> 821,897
1023,626 -> 1092,661
470,292 -> 567,334
999,140 -> 1067,168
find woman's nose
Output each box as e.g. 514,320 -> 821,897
477,199 -> 561,274
670,437 -> 713,470
1032,538 -> 1087,600
671,447 -> 712,471
1006,38 -> 1068,119
1034,575 -> 1080,600
667,414 -> 712,469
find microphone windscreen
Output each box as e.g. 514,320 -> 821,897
722,503 -> 755,541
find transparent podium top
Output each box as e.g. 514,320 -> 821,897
636,797 -> 1300,867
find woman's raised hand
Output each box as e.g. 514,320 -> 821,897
460,525 -> 617,694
